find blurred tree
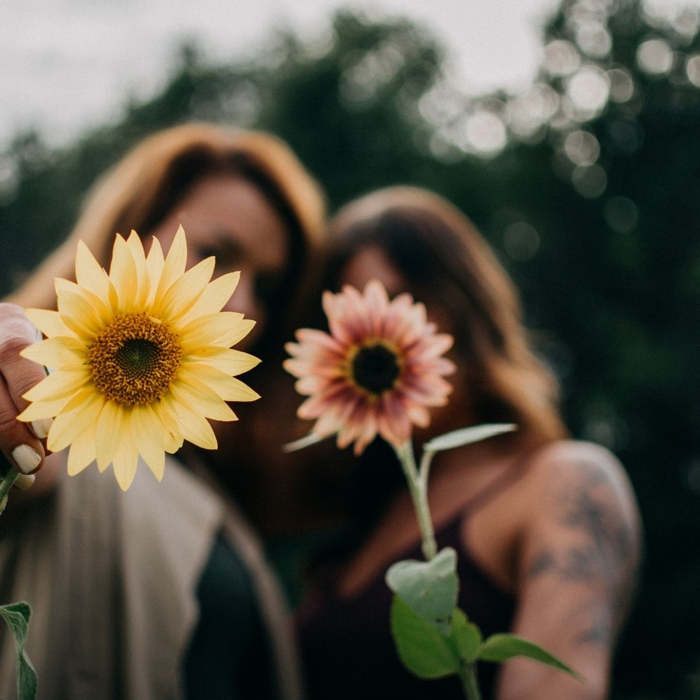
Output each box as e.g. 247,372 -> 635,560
0,3 -> 698,697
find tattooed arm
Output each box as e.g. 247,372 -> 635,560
497,441 -> 641,700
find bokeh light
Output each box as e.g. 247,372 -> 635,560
607,67 -> 636,102
575,21 -> 612,58
636,38 -> 674,75
503,221 -> 541,261
505,83 -> 560,138
572,163 -> 607,197
564,129 -> 601,165
464,111 -> 507,156
604,196 -> 639,233
686,54 -> 700,86
566,65 -> 610,118
543,39 -> 581,77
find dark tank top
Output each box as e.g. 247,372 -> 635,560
297,465 -> 525,700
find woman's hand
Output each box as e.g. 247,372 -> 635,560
0,303 -> 51,481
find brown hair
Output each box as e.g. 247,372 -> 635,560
326,186 -> 566,446
8,122 -> 326,346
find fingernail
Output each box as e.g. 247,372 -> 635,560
11,445 -> 42,474
14,474 -> 35,490
31,418 -> 52,439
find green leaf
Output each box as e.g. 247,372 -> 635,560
390,595 -> 460,679
385,547 -> 458,633
479,633 -> 581,680
0,601 -> 38,700
423,423 -> 517,453
450,609 -> 482,663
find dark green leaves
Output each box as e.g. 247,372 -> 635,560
479,634 -> 581,680
390,595 -> 461,678
388,555 -> 581,686
451,609 -> 482,663
0,602 -> 37,700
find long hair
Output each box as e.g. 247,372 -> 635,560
8,123 -> 326,349
325,186 -> 566,446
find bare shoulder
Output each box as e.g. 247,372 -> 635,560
525,440 -> 640,530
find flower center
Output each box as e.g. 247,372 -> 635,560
350,343 -> 401,395
87,312 -> 182,406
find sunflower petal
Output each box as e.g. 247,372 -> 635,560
95,401 -> 123,472
111,425 -> 140,491
179,364 -> 260,402
126,230 -> 150,309
179,313 -> 254,351
128,406 -> 166,481
170,399 -> 218,449
58,278 -> 113,327
66,420 -> 98,476
75,240 -> 115,306
154,256 -> 215,323
55,282 -> 105,338
156,225 -> 188,301
152,400 -> 184,454
180,271 -> 240,323
47,392 -> 104,453
22,368 -> 90,402
145,236 -> 165,305
24,309 -> 72,339
109,235 -> 140,313
170,377 -> 238,422
17,394 -> 75,422
184,347 -> 261,376
20,336 -> 85,369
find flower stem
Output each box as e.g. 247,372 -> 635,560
395,442 -> 437,560
459,663 -> 482,700
0,467 -> 19,514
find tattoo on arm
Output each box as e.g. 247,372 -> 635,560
526,459 -> 638,647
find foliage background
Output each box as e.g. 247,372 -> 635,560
1,0 -> 699,696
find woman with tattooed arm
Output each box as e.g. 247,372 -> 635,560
296,187 -> 642,700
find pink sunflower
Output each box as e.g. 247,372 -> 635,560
284,280 -> 455,455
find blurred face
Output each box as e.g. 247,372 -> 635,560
339,244 -> 456,338
150,173 -> 289,348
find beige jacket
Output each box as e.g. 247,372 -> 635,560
0,458 -> 301,700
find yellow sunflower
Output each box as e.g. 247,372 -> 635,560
17,226 -> 260,490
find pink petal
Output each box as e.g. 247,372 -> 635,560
408,333 -> 454,361
283,358 -> 345,379
407,403 -> 431,428
294,375 -> 330,395
295,328 -> 347,356
377,392 -> 411,447
353,408 -> 378,455
297,380 -> 354,418
400,375 -> 452,406
364,280 -> 390,335
411,357 -> 456,376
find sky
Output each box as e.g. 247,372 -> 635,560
0,0 -> 561,148
3,0 -> 697,150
